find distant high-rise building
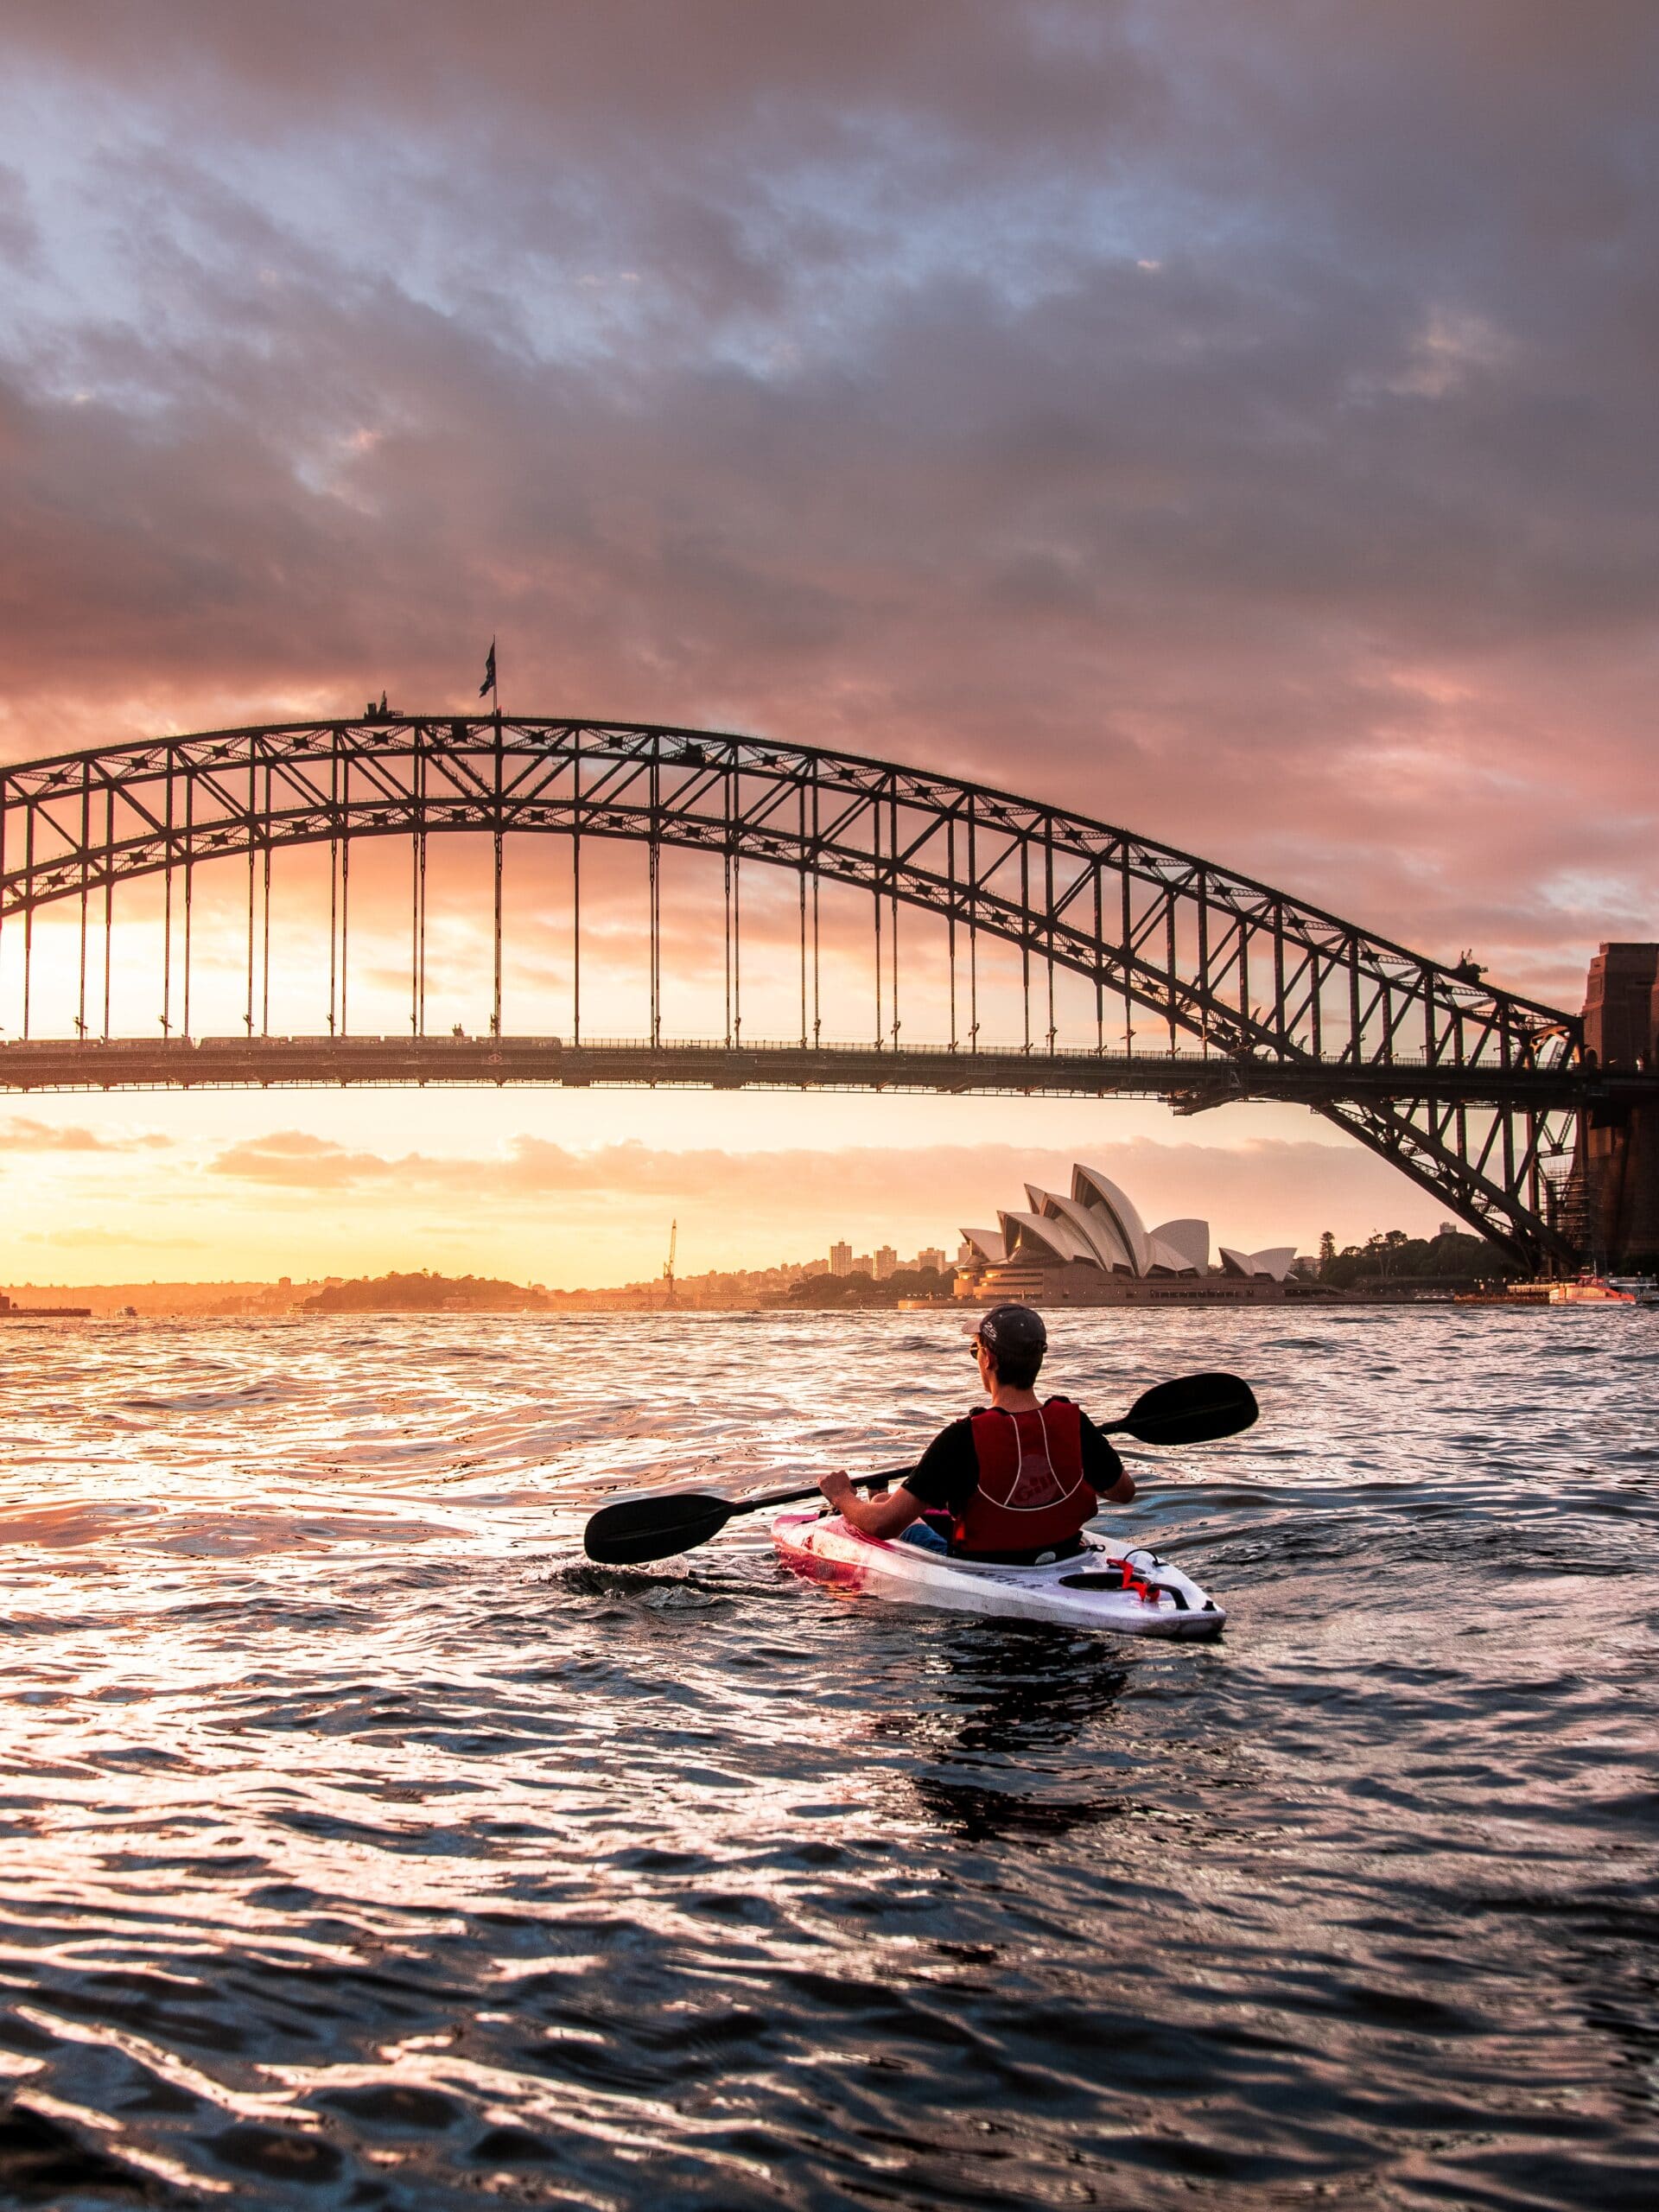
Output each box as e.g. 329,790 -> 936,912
829,1241 -> 852,1277
853,1254 -> 874,1276
874,1244 -> 898,1281
957,1237 -> 976,1267
917,1247 -> 946,1274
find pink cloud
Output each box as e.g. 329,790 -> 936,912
0,1116 -> 172,1153
205,1128 -> 1449,1254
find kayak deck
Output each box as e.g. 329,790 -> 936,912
772,1510 -> 1224,1637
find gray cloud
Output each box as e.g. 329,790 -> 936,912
0,3 -> 1654,1010
0,168 -> 36,268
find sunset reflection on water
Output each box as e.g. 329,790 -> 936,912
0,1308 -> 1653,2207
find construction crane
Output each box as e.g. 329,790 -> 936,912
663,1219 -> 677,1306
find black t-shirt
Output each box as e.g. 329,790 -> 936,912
903,1402 -> 1125,1518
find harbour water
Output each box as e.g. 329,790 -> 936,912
0,1308 -> 1652,2208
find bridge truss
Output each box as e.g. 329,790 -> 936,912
0,715 -> 1630,1271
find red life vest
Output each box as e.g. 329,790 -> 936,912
952,1398 -> 1096,1559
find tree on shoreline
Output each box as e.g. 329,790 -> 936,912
1318,1230 -> 1517,1289
300,1270 -> 549,1313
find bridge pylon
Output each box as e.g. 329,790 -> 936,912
1575,944 -> 1659,1273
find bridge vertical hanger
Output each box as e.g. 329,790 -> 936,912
327,735 -> 340,1036
649,746 -> 662,1050
1123,862 -> 1141,1052
1043,820 -> 1056,1055
244,752 -> 257,1039
492,712 -> 504,1039
411,720 -> 428,1038
889,784 -> 900,1051
77,760 -> 90,1039
1094,858 -> 1105,1054
810,759 -> 822,1047
721,751 -> 734,1050
161,768 -> 174,1039
1166,882 -> 1178,1058
340,824 -> 351,1036
182,772 -> 194,1042
568,720 -> 582,1047
797,776 -> 808,1052
492,830 -> 504,1040
967,798 -> 979,1051
20,801 -> 32,1041
1019,830 -> 1031,1054
872,784 -> 883,1049
947,810 -> 958,1051
261,758 -> 272,1039
100,779 -> 113,1041
731,756 -> 743,1047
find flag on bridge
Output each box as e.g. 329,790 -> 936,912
479,639 -> 497,704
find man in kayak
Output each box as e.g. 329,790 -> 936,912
817,1303 -> 1135,1564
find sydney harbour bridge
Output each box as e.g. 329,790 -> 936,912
1,714 -> 1655,1274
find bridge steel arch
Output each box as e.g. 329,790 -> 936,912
0,715 -> 1606,1270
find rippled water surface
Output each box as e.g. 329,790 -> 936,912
0,1307 -> 1653,2209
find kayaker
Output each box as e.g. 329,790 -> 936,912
817,1304 -> 1135,1564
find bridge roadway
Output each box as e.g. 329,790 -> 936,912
3,1034 -> 1651,1113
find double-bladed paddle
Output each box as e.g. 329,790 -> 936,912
581,1370 -> 1256,1567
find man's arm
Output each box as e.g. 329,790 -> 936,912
818,1418 -> 976,1537
1079,1414 -> 1135,1504
817,1471 -> 926,1540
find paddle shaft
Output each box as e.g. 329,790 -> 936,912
582,1372 -> 1255,1563
714,1404 -> 1154,1522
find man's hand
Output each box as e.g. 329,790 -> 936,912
821,1475 -> 925,1543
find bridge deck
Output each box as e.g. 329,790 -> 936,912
1,1035 -> 1647,1110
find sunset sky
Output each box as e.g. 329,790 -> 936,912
2,3 -> 1655,1286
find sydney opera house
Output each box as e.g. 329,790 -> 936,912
957,1165 -> 1298,1306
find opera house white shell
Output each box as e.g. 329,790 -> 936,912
957,1166 -> 1297,1306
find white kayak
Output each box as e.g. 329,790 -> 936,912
772,1510 -> 1224,1637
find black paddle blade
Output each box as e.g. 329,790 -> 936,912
1121,1371 -> 1257,1447
583,1491 -> 735,1566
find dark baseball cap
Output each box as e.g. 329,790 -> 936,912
963,1304 -> 1047,1360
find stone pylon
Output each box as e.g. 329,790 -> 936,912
1577,944 -> 1659,1272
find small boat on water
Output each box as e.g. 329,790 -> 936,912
1548,1275 -> 1659,1306
772,1510 -> 1224,1637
